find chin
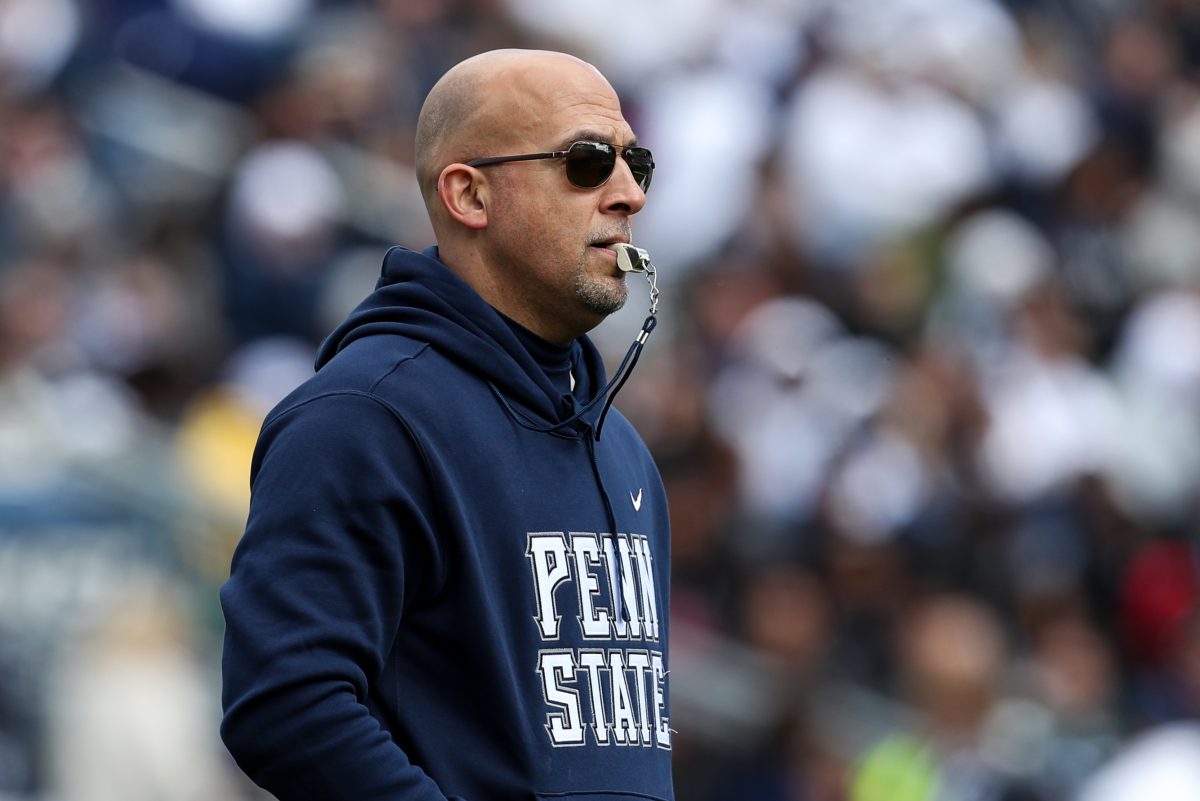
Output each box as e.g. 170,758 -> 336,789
576,279 -> 628,318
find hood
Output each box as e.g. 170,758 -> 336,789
316,246 -> 609,429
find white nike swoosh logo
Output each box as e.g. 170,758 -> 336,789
631,488 -> 643,512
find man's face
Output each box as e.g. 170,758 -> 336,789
480,62 -> 649,344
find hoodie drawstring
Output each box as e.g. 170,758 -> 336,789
585,433 -> 633,623
489,314 -> 657,441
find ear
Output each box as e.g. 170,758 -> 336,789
437,164 -> 488,230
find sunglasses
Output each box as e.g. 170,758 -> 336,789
465,140 -> 654,192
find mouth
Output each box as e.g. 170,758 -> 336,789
589,237 -> 630,261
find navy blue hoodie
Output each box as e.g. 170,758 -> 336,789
220,246 -> 674,801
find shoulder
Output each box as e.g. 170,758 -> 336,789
253,330 -> 490,469
267,332 -> 465,427
253,389 -> 424,476
307,335 -> 434,398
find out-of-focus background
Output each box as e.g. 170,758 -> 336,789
1,0 -> 1199,799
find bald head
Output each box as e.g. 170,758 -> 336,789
410,48 -> 646,343
414,49 -> 611,214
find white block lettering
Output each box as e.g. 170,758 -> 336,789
577,649 -> 610,745
627,649 -> 653,746
633,535 -> 659,641
570,533 -> 611,639
538,650 -> 586,746
527,533 -> 571,639
652,652 -> 671,750
608,650 -> 639,745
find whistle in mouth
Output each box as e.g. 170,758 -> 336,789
611,243 -> 652,274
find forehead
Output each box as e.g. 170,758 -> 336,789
506,61 -> 635,147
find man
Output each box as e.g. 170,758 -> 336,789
219,49 -> 673,801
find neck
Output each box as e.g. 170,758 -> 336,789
437,242 -> 583,345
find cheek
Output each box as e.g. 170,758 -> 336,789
529,206 -> 591,257
490,206 -> 581,283
489,181 -> 593,263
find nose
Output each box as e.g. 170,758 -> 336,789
600,156 -> 647,216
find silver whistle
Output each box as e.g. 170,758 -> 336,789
612,243 -> 652,274
609,243 -> 660,315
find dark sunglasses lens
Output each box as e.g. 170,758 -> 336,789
564,143 -> 616,188
625,148 -> 654,191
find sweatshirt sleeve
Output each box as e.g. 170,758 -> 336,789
219,392 -> 456,801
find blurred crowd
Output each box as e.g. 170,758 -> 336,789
1,0 -> 1199,799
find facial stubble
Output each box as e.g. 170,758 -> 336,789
573,254 -> 629,318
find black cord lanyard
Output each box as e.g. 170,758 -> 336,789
594,245 -> 660,439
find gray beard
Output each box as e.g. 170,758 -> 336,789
573,269 -> 628,317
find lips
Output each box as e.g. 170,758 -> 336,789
589,228 -> 631,249
592,240 -> 628,263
